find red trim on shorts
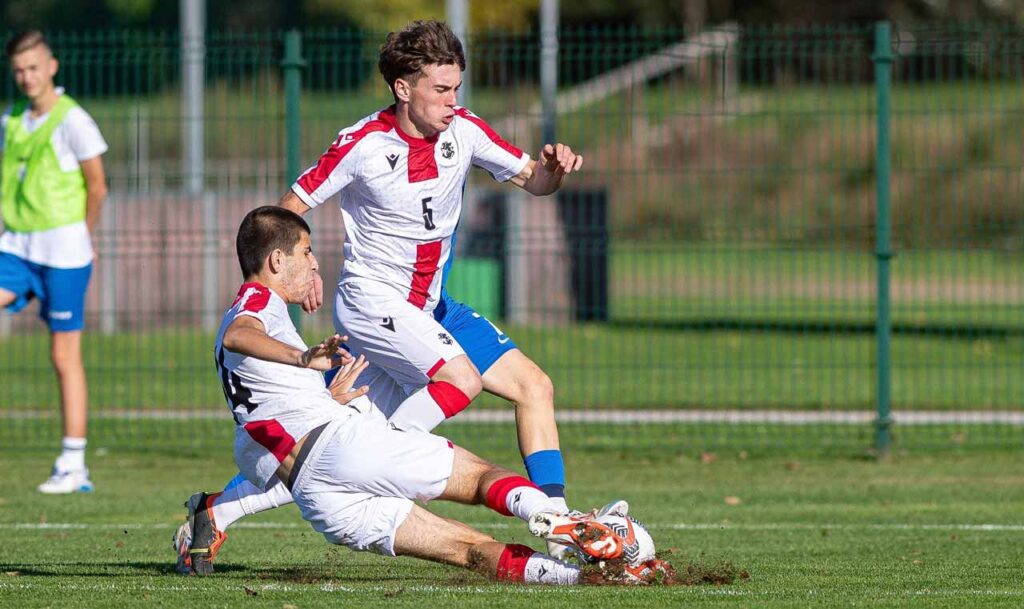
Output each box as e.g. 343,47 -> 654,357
407,240 -> 442,308
231,282 -> 271,313
485,475 -> 537,517
296,118 -> 390,195
243,420 -> 296,462
426,358 -> 445,379
427,381 -> 471,419
496,544 -> 535,582
456,108 -> 524,158
447,439 -> 454,449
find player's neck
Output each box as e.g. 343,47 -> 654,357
29,87 -> 59,117
394,103 -> 438,140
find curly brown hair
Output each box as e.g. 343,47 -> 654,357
378,20 -> 465,97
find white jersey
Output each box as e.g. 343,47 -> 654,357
215,282 -> 343,488
0,88 -> 107,268
291,105 -> 529,312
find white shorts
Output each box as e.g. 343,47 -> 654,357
290,407 -> 455,556
334,281 -> 466,395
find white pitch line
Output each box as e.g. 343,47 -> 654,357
4,409 -> 1024,425
3,522 -> 1024,532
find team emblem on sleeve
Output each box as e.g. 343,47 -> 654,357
438,332 -> 453,345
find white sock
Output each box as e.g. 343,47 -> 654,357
56,437 -> 86,471
212,477 -> 293,529
510,487 -> 562,523
386,384 -> 446,432
548,496 -> 569,513
524,553 -> 581,585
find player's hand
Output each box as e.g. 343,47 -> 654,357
299,333 -> 344,371
302,271 -> 324,313
328,354 -> 370,405
539,143 -> 583,176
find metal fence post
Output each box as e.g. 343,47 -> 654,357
873,21 -> 894,456
283,29 -> 305,328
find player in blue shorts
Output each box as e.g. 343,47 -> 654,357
1,31 -> 108,494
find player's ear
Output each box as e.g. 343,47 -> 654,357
268,249 -> 283,273
393,77 -> 411,103
48,56 -> 58,79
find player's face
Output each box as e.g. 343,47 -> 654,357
403,62 -> 461,137
9,45 -> 57,101
281,232 -> 317,303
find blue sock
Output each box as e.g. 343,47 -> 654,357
223,472 -> 248,492
523,449 -> 566,498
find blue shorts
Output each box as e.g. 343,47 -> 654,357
0,253 -> 92,332
434,290 -> 516,375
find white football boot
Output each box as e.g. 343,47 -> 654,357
37,467 -> 94,494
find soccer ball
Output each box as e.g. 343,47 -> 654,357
594,513 -> 657,567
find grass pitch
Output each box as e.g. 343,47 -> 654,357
2,431 -> 1023,609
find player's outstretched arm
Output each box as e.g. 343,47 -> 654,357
222,316 -> 344,371
512,143 -> 583,196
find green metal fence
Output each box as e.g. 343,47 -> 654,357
1,23 -> 1021,456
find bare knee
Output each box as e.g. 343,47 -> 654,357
510,368 -> 554,412
434,356 -> 483,399
50,342 -> 82,376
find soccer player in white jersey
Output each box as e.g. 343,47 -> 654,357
195,205 -> 643,585
0,31 -> 108,493
174,19 -> 582,568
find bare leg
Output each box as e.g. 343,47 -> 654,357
51,330 -> 87,439
0,288 -> 15,308
392,504 -> 580,584
482,349 -> 558,457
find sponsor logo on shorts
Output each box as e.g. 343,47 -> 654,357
438,332 -> 453,345
380,317 -> 395,332
49,311 -> 73,320
497,335 -> 511,345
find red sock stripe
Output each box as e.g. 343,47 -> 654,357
495,543 -> 535,582
427,381 -> 471,419
485,475 -> 538,517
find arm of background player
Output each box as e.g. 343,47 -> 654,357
511,143 -> 583,196
277,190 -> 312,215
276,191 -> 322,311
222,315 -> 343,371
81,155 -> 108,233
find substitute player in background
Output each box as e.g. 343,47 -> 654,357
192,205 -> 637,585
174,19 -> 580,568
0,31 -> 108,494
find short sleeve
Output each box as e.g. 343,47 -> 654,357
457,108 -> 530,183
0,105 -> 12,153
62,107 -> 108,161
291,130 -> 367,209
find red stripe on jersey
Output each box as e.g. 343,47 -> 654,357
232,282 -> 271,313
456,108 -> 523,158
379,105 -> 440,183
296,119 -> 391,196
407,240 -> 442,308
243,419 -> 296,462
407,142 -> 439,182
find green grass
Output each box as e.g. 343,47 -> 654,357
2,435 -> 1023,608
2,322 -> 1022,412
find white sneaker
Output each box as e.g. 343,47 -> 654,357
37,468 -> 94,494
